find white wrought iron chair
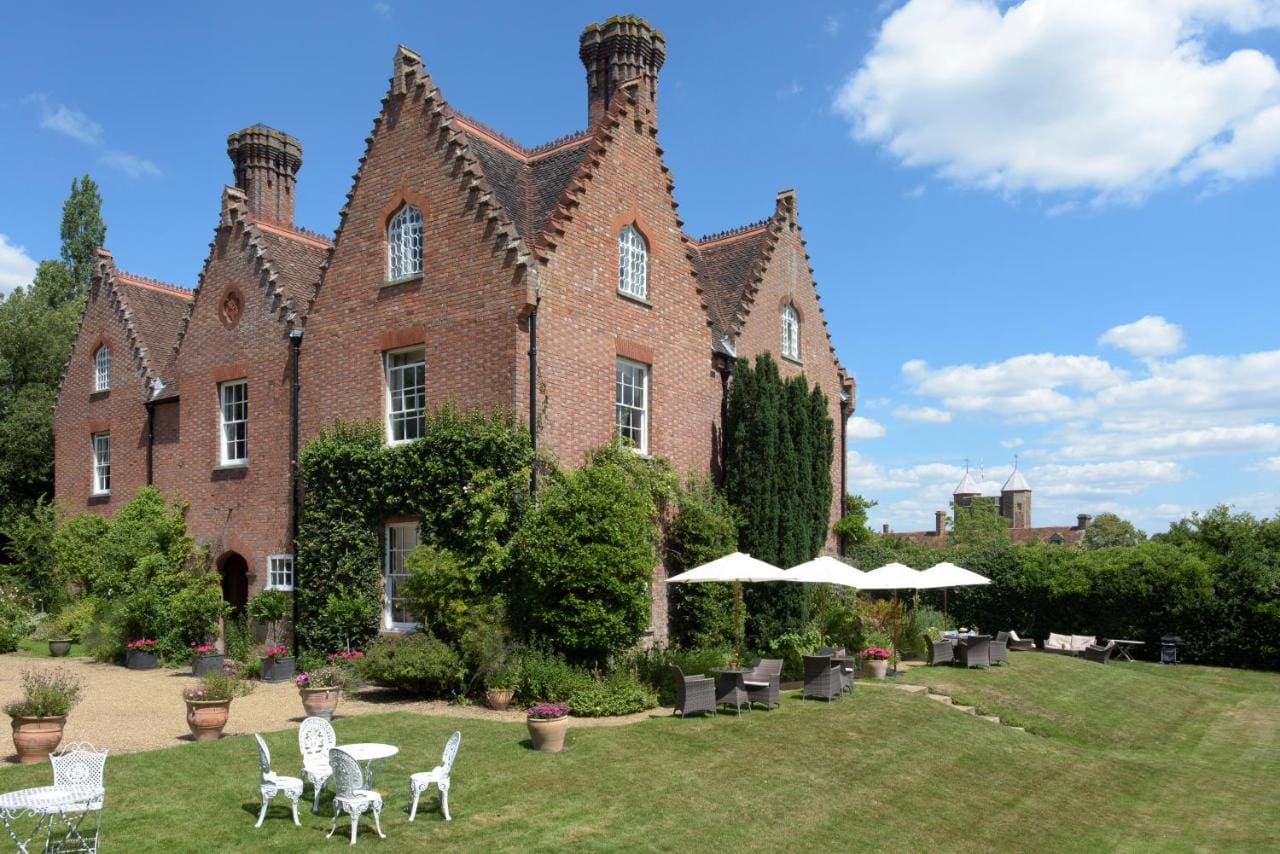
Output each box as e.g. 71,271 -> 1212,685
327,748 -> 385,845
298,716 -> 336,812
253,734 -> 303,828
46,742 -> 108,853
408,730 -> 461,822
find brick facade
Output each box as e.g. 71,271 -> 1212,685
53,16 -> 855,644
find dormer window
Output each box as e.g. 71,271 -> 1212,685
618,224 -> 648,300
94,346 -> 110,392
781,303 -> 800,361
387,203 -> 423,281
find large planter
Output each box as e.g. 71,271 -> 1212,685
192,654 -> 225,677
864,659 -> 889,679
260,656 -> 295,684
11,715 -> 66,764
47,639 -> 72,658
185,699 -> 232,741
527,716 -> 569,753
486,688 -> 515,711
300,687 -> 340,720
126,650 -> 158,670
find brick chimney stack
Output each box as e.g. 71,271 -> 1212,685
1077,514 -> 1092,529
580,16 -> 666,127
226,125 -> 302,226
882,523 -> 890,534
935,510 -> 947,537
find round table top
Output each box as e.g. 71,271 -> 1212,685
1111,639 -> 1145,644
0,785 -> 103,813
337,743 -> 399,762
711,667 -> 747,675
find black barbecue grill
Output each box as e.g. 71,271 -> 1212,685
1160,635 -> 1183,664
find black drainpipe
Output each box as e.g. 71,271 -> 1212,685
528,298 -> 539,495
144,399 -> 156,486
715,355 -> 732,487
289,328 -> 303,657
839,395 -> 849,557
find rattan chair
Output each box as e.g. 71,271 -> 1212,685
955,635 -> 992,669
670,665 -> 716,717
802,655 -> 841,701
923,634 -> 954,665
742,658 -> 782,709
989,635 -> 1009,666
1082,640 -> 1116,664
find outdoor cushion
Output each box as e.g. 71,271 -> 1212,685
1046,633 -> 1072,649
1071,635 -> 1096,651
1009,630 -> 1022,642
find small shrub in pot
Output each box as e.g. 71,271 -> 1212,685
5,668 -> 82,763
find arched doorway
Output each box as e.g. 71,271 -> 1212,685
219,552 -> 249,621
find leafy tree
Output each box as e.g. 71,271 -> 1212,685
833,494 -> 878,549
950,497 -> 1010,549
1084,512 -> 1146,549
666,480 -> 740,648
59,175 -> 107,301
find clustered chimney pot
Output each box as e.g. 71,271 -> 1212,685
1077,513 -> 1092,529
579,16 -> 666,127
226,125 -> 303,227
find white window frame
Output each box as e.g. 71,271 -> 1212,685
266,554 -> 294,592
781,303 -> 800,361
218,379 -> 248,466
94,346 -> 110,392
615,357 -> 649,455
617,224 -> 648,300
384,347 -> 426,445
387,204 -> 423,281
91,432 -> 111,495
383,522 -> 419,631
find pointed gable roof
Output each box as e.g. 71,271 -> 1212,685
954,469 -> 982,496
1003,467 -> 1031,492
688,221 -> 770,353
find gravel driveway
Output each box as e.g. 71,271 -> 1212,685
0,652 -> 663,762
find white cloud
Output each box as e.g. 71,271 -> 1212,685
1060,422 -> 1280,458
893,405 -> 951,423
903,183 -> 927,199
373,1 -> 392,18
1001,437 -> 1025,448
778,81 -> 803,99
1030,460 -> 1185,495
847,416 -> 887,440
0,235 -> 38,296
825,15 -> 842,36
834,0 -> 1280,201
1250,455 -> 1280,472
35,99 -> 102,144
902,353 -> 1126,419
1099,315 -> 1185,357
103,151 -> 161,178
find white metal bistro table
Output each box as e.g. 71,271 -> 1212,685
335,743 -> 398,789
1110,639 -> 1145,662
0,784 -> 104,853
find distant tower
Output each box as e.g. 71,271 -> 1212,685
1000,458 -> 1032,529
953,462 -> 982,519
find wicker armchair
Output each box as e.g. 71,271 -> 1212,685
955,635 -> 992,669
923,634 -> 954,665
670,665 -> 716,717
802,655 -> 842,702
1003,630 -> 1036,652
989,635 -> 1009,666
1082,640 -> 1116,664
742,659 -> 782,709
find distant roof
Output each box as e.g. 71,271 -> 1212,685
954,470 -> 982,495
1003,468 -> 1031,492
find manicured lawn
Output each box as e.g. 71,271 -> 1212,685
15,638 -> 87,659
0,653 -> 1275,852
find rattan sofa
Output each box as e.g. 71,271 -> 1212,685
1081,640 -> 1116,664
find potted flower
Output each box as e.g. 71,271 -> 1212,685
260,644 -> 295,683
326,650 -> 365,665
5,668 -> 82,764
190,641 -> 225,677
182,671 -> 253,741
295,665 -> 353,720
485,666 -> 517,711
526,702 -> 570,753
860,646 -> 893,679
125,638 -> 159,670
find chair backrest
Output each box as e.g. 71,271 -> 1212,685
996,631 -> 1010,644
329,748 -> 363,797
50,742 -> 107,789
817,646 -> 834,657
254,734 -> 273,782
757,659 -> 783,680
440,731 -> 462,773
803,654 -> 832,683
965,637 -> 991,658
299,716 -> 337,767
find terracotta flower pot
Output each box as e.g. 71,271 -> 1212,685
486,688 -> 515,711
126,650 -> 158,670
300,686 -> 340,720
11,715 -> 66,764
527,715 -> 569,753
192,654 -> 225,677
47,639 -> 72,658
864,659 -> 889,679
185,699 -> 232,741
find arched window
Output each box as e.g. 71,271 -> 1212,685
617,224 -> 648,299
387,204 -> 423,280
781,303 -> 800,360
94,346 -> 110,391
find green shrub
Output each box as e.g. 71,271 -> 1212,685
567,670 -> 658,717
224,617 -> 254,664
182,671 -> 252,703
48,598 -> 97,640
167,573 -> 228,645
512,646 -> 592,704
4,667 -> 81,718
757,627 -> 822,681
247,589 -> 290,646
0,498 -> 65,611
624,645 -> 731,705
356,633 -> 466,697
666,481 -> 739,649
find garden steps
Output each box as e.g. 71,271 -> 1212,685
871,679 -> 1030,734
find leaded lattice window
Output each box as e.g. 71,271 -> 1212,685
618,225 -> 648,299
94,346 -> 110,391
387,204 -> 423,280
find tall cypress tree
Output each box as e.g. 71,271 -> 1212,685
59,175 -> 106,303
809,385 -> 834,555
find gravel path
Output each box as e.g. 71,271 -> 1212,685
0,652 -> 666,762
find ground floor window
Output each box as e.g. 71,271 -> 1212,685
267,554 -> 294,591
383,522 -> 419,630
91,432 -> 111,495
615,357 -> 649,454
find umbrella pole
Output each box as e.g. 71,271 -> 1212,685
892,589 -> 901,674
820,584 -> 827,645
944,587 -> 949,627
734,581 -> 742,666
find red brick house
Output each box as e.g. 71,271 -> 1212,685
54,16 -> 855,640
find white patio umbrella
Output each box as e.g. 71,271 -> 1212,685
668,552 -> 787,662
783,556 -> 865,643
917,562 -> 991,625
857,563 -> 927,672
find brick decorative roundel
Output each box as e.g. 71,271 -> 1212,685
220,289 -> 243,327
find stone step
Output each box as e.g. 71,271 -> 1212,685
952,704 -> 977,714
894,684 -> 928,694
978,715 -> 1001,724
925,692 -> 953,705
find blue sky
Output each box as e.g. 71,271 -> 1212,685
2,1 -> 1278,533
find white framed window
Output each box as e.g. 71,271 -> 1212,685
781,303 -> 800,361
219,380 -> 248,465
93,346 -> 110,392
387,204 -> 423,280
266,554 -> 294,591
91,432 -> 111,495
385,347 -> 426,444
384,522 -> 419,630
617,224 -> 648,299
615,358 -> 649,454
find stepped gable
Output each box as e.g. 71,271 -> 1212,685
114,270 -> 193,392
688,221 -> 770,353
